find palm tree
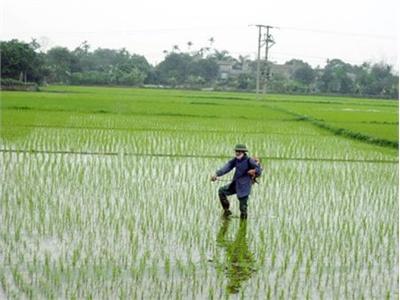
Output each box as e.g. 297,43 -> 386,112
172,45 -> 180,52
238,55 -> 250,70
213,50 -> 230,61
187,41 -> 193,51
197,47 -> 205,57
209,37 -> 215,47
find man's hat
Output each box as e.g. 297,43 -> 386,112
234,144 -> 248,152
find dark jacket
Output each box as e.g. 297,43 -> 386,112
216,155 -> 262,198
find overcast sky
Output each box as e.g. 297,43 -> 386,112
1,0 -> 399,68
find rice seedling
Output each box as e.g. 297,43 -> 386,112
0,86 -> 398,298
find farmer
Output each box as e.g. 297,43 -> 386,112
211,144 -> 262,219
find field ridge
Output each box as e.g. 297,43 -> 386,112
264,104 -> 399,149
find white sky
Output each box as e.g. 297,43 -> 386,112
1,0 -> 399,68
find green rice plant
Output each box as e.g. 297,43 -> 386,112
0,86 -> 398,298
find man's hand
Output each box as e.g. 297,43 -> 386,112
211,175 -> 218,182
248,169 -> 256,177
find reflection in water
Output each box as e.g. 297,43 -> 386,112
216,218 -> 256,294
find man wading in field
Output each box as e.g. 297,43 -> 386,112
211,144 -> 262,219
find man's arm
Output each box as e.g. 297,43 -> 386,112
216,158 -> 235,177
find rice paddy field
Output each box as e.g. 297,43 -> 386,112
0,86 -> 398,299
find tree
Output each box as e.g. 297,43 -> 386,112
208,37 -> 215,47
190,58 -> 219,82
187,41 -> 193,51
211,50 -> 230,61
156,53 -> 192,85
293,64 -> 315,85
119,68 -> 146,85
45,44 -> 151,86
356,62 -> 399,97
236,73 -> 254,90
319,59 -> 355,94
172,45 -> 180,52
285,59 -> 315,85
1,38 -> 397,97
1,39 -> 45,83
45,47 -> 78,83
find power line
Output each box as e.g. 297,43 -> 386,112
4,24 -> 395,40
1,26 -> 248,36
4,23 -> 395,68
269,51 -> 376,65
275,25 -> 396,40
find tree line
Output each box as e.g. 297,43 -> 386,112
1,39 -> 398,98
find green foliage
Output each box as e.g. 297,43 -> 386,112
1,78 -> 38,89
0,39 -> 46,83
70,68 -> 146,86
45,47 -> 79,83
155,53 -> 218,86
70,71 -> 110,85
156,53 -> 192,85
292,64 -> 315,85
318,59 -> 355,93
0,39 -> 398,98
45,45 -> 150,85
236,74 -> 255,90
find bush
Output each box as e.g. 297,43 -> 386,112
70,71 -> 110,85
70,69 -> 146,86
0,78 -> 39,91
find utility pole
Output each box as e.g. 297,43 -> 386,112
252,24 -> 275,97
256,26 -> 262,95
263,25 -> 275,94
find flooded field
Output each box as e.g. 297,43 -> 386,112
1,86 -> 398,298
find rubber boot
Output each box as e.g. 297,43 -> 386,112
224,209 -> 233,217
219,195 -> 232,217
239,196 -> 248,219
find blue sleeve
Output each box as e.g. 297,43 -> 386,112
216,158 -> 235,176
249,158 -> 262,176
